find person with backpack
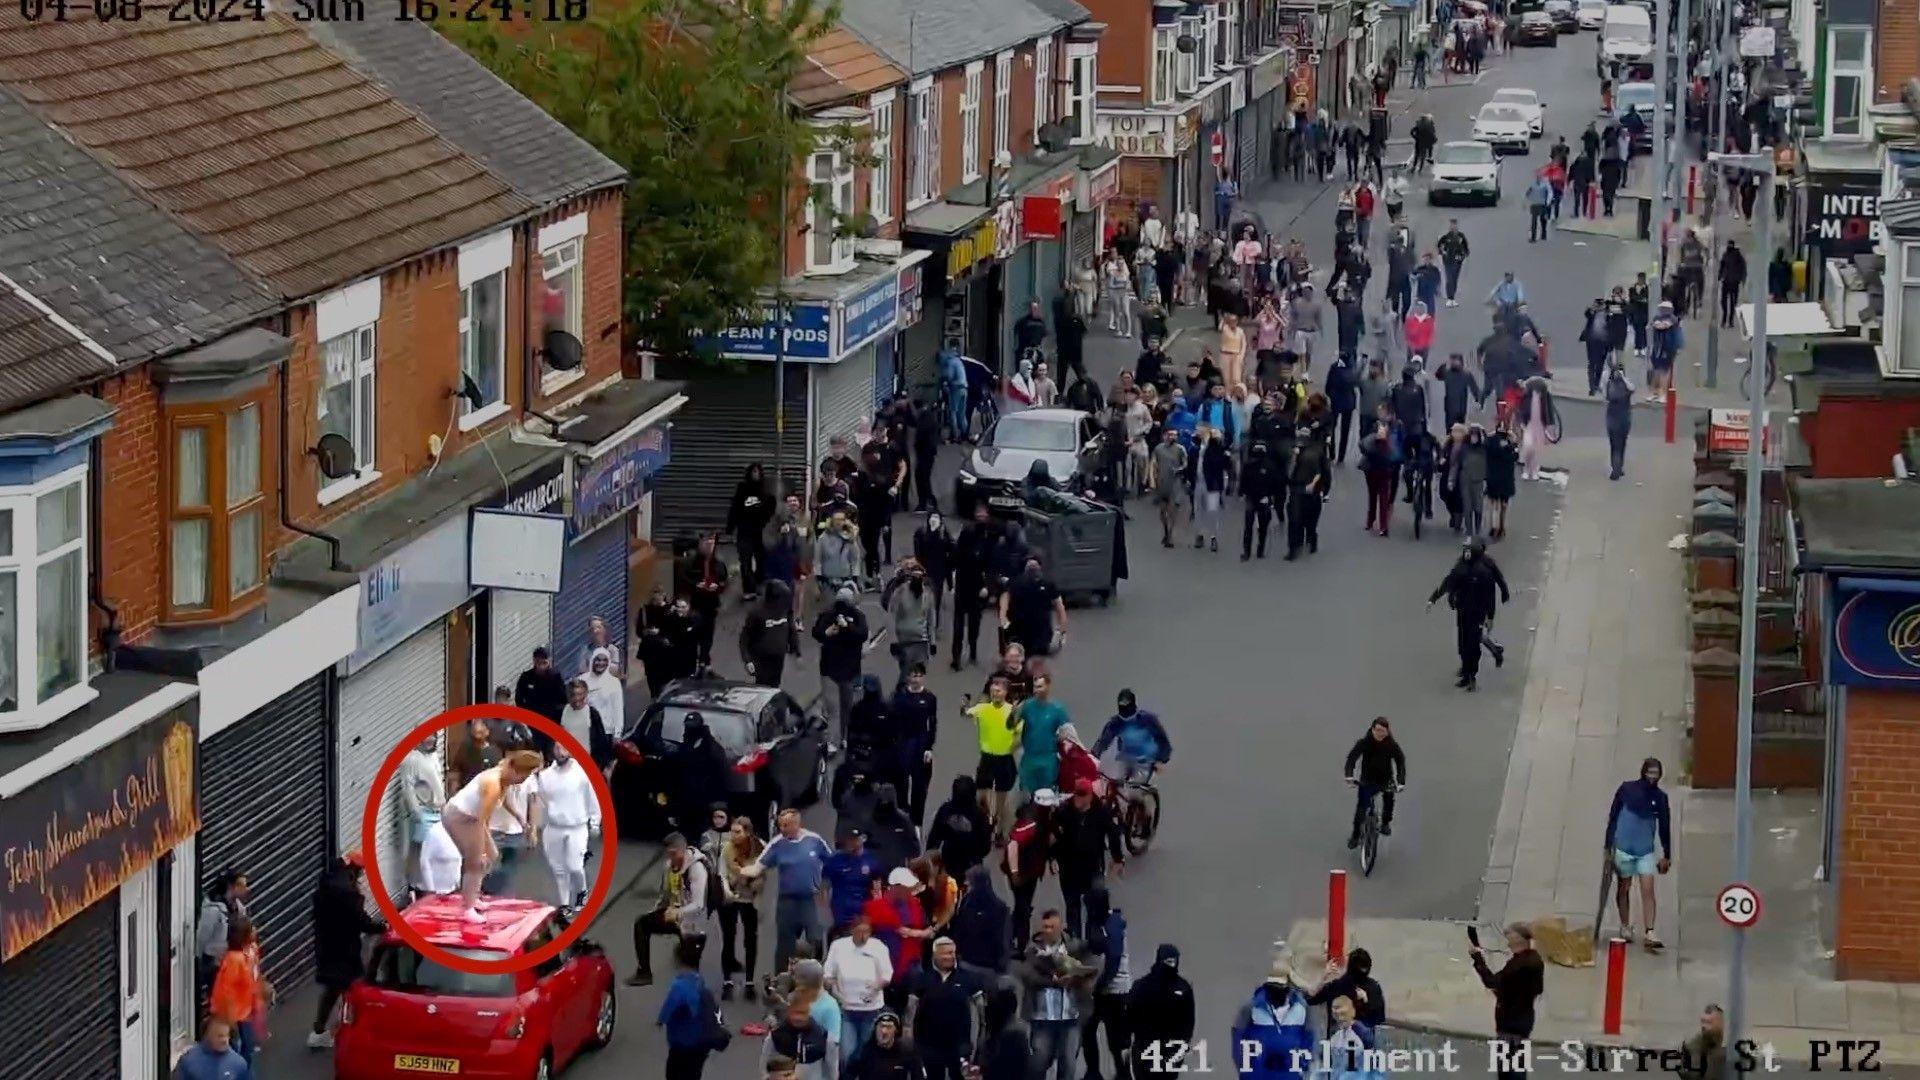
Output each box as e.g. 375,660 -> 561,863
1003,791 -> 1058,951
632,833 -> 716,987
660,937 -> 729,1080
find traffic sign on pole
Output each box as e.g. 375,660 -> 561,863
1716,882 -> 1762,928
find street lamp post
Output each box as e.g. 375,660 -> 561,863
1707,147 -> 1773,1080
1650,0 -> 1669,274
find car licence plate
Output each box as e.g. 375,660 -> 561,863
988,495 -> 1022,507
395,1055 -> 461,1074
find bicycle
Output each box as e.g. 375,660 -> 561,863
1346,777 -> 1404,876
1404,463 -> 1434,540
1106,767 -> 1163,857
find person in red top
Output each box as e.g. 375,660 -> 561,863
1055,724 -> 1103,797
1353,181 -> 1377,249
1542,160 -> 1568,222
1404,301 -> 1437,363
863,866 -> 931,985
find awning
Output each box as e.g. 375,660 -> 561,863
1737,302 -> 1839,339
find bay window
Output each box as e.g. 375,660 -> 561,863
1153,26 -> 1177,105
166,400 -> 266,622
0,468 -> 90,728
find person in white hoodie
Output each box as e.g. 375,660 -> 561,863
536,744 -> 601,910
577,648 -> 624,767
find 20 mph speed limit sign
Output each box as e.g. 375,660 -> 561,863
1717,883 -> 1763,928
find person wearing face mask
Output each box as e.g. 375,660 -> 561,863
741,580 -> 802,688
889,665 -> 939,826
577,648 -> 623,765
887,564 -> 934,690
912,513 -> 953,638
1229,945 -> 1314,1079
1604,757 -> 1673,951
813,586 -> 870,752
536,742 -> 601,911
1128,945 -> 1194,1077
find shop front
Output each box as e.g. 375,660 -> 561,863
553,415 -> 674,673
483,458 -> 567,696
1194,80 -> 1235,235
1009,168 -> 1081,362
1247,40 -> 1297,181
1796,140 -> 1882,301
0,678 -> 201,1079
338,514 -> 473,902
655,252 -> 926,533
1098,108 -> 1201,228
1074,149 -> 1123,272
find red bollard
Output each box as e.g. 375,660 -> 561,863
1588,185 -> 1599,217
1686,165 -> 1697,215
1664,387 -> 1678,443
1328,869 -> 1348,963
1603,937 -> 1628,1035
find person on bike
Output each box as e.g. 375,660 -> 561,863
1428,537 -> 1510,692
1091,690 -> 1172,787
1389,363 -> 1429,439
1345,718 -> 1407,848
1486,272 -> 1525,319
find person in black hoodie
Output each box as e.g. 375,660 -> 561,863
927,776 -> 993,881
847,674 -> 901,790
670,714 -> 732,836
1307,947 -> 1386,1029
1604,362 -> 1634,481
1239,440 -> 1281,561
1081,885 -> 1132,1080
678,534 -> 731,673
1343,718 -> 1408,847
978,987 -> 1032,1080
912,513 -> 955,641
1389,363 -> 1429,438
1126,945 -> 1194,1077
1324,355 -> 1358,462
1284,423 -> 1331,561
1471,923 -> 1546,1080
635,590 -> 693,699
727,463 -> 775,600
1718,240 -> 1748,329
947,864 -> 1011,978
512,645 -> 568,734
813,586 -> 869,749
950,507 -> 995,670
865,783 -> 921,875
891,666 -> 939,825
739,580 -> 800,688
308,856 -> 386,1047
913,407 -> 944,513
1438,353 -> 1483,430
848,1010 -> 923,1079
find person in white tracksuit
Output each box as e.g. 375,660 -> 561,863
536,745 -> 601,909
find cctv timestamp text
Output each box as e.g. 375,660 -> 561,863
16,0 -> 586,20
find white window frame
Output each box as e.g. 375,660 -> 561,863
1035,37 -> 1054,131
1824,27 -> 1871,140
1198,11 -> 1215,80
1152,26 -> 1177,106
1177,18 -> 1201,94
907,77 -> 936,209
806,147 -> 857,274
1892,242 -> 1920,375
537,213 -> 589,395
1066,45 -> 1098,144
456,231 -> 512,431
962,61 -> 985,182
869,92 -> 895,223
0,465 -> 96,733
1221,0 -> 1239,64
994,50 -> 1014,164
315,322 -> 379,506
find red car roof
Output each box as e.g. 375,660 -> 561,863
399,894 -> 554,953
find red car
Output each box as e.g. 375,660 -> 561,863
334,895 -> 617,1080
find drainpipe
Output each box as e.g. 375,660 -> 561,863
277,311 -> 346,571
85,420 -> 121,670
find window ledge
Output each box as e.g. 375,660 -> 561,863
458,401 -> 511,433
804,261 -> 858,278
541,368 -> 588,396
0,682 -> 101,735
318,468 -> 384,508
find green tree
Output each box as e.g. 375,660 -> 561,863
445,0 -> 836,361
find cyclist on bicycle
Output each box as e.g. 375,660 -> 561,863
1344,717 -> 1407,848
1091,689 -> 1173,786
1402,424 -> 1438,523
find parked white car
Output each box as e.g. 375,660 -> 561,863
1429,140 -> 1502,205
1471,104 -> 1532,153
1575,0 -> 1608,28
1488,87 -> 1546,136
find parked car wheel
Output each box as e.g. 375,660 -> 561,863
587,990 -> 617,1049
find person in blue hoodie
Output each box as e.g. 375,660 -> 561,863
940,346 -> 970,443
1082,885 -> 1132,1080
1604,756 -> 1673,951
173,1020 -> 252,1080
1164,392 -> 1199,454
1092,689 -> 1173,786
1230,947 -> 1314,1079
658,938 -> 722,1080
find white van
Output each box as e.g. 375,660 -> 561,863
1595,4 -> 1652,75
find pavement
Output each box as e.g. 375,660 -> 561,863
257,32 -> 1905,1080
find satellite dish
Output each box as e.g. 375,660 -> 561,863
313,433 -> 357,480
1176,33 -> 1198,53
539,328 -> 585,371
458,373 -> 486,410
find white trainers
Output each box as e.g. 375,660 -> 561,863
463,906 -> 486,923
307,1031 -> 334,1050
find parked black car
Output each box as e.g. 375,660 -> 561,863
1515,12 -> 1558,45
611,680 -> 830,841
1544,0 -> 1579,32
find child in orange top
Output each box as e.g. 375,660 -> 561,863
209,918 -> 270,1062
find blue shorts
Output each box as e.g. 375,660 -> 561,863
1611,849 -> 1659,878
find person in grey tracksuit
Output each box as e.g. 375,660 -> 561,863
887,567 -> 934,690
813,515 -> 863,598
1454,425 -> 1490,537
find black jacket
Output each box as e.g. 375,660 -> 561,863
738,582 -> 800,664
513,665 -> 568,724
945,865 -> 1010,971
912,527 -> 955,587
1240,455 -> 1282,504
952,522 -> 995,597
1389,379 -> 1428,434
1307,970 -> 1387,1028
1050,800 -> 1123,879
1430,554 -> 1511,621
726,472 -> 774,540
890,686 -> 939,761
811,602 -> 868,681
1473,947 -> 1545,1037
1440,366 -> 1482,419
1288,437 -> 1331,493
1127,948 -> 1197,1053
313,866 -> 384,988
1437,229 -> 1470,264
1344,734 -> 1408,788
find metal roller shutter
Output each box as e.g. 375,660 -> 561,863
1003,245 -> 1035,367
1068,211 -> 1097,280
339,623 -> 449,903
553,522 -> 629,685
1236,108 -> 1259,191
197,676 -> 330,995
812,348 -> 877,465
488,589 -> 554,696
0,899 -> 118,1080
901,301 -> 945,405
1033,238 -> 1066,351
651,363 -> 807,539
873,335 -> 898,409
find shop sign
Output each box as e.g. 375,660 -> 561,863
1,708 -> 200,961
1098,113 -> 1180,158
711,299 -> 835,361
840,274 -> 900,355
946,218 -> 999,279
1275,9 -> 1316,47
495,458 -> 568,517
352,514 -> 473,671
1830,580 -> 1920,687
572,425 -> 672,536
1078,158 -> 1122,210
1808,180 -> 1881,257
1706,408 -> 1772,455
1022,194 -> 1065,239
993,200 -> 1021,259
896,263 -> 923,328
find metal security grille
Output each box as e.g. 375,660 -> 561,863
338,623 -> 449,902
651,364 -> 807,538
487,588 -> 554,697
811,348 -> 877,465
197,675 -> 331,995
552,522 -> 629,687
0,898 -> 117,1080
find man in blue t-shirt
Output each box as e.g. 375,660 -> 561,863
173,1021 -> 251,1080
745,808 -> 832,972
1604,756 -> 1673,951
822,828 -> 881,939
